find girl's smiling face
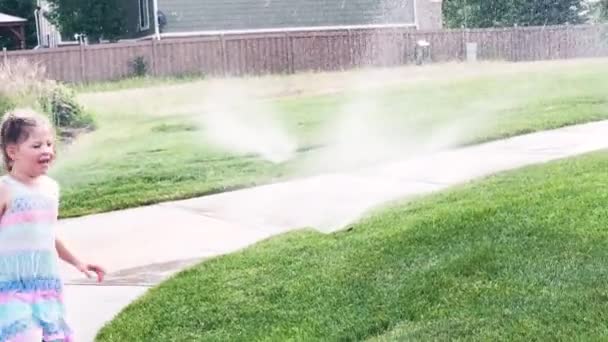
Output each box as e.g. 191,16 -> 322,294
8,124 -> 55,177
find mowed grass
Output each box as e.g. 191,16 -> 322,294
97,150 -> 608,341
72,74 -> 206,93
53,59 -> 608,217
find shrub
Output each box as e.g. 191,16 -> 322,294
129,56 -> 148,77
39,84 -> 94,129
0,94 -> 15,116
0,58 -> 50,107
0,58 -> 94,130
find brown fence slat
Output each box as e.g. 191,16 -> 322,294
3,24 -> 607,83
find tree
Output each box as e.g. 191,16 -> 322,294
443,0 -> 588,29
0,0 -> 37,49
598,0 -> 608,20
46,0 -> 127,43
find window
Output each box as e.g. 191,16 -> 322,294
139,0 -> 150,30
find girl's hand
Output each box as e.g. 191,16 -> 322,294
76,263 -> 106,283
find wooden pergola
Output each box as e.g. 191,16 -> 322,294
0,12 -> 27,49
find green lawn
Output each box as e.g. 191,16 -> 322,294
97,150 -> 608,341
53,60 -> 608,217
72,74 -> 206,93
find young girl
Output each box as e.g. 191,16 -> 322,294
0,109 -> 105,341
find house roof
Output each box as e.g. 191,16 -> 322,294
159,0 -> 416,34
0,12 -> 27,24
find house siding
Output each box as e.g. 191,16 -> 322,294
123,0 -> 155,39
416,0 -> 443,30
157,0 -> 416,34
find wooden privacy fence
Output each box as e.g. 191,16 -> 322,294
3,24 -> 608,83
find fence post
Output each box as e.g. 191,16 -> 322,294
284,32 -> 293,74
2,47 -> 7,66
566,24 -> 573,59
289,33 -> 296,73
219,34 -> 228,76
509,27 -> 516,62
151,38 -> 158,76
461,28 -> 467,61
347,29 -> 354,68
79,42 -> 86,83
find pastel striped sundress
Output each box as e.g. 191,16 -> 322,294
0,175 -> 72,342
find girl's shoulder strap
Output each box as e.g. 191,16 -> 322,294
1,175 -> 20,192
0,175 -> 59,200
41,175 -> 60,200
0,176 -> 14,215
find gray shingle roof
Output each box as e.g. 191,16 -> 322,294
0,12 -> 26,24
159,0 -> 416,33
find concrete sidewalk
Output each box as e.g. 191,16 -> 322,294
58,120 -> 608,341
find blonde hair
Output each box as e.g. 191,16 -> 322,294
0,108 -> 53,171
